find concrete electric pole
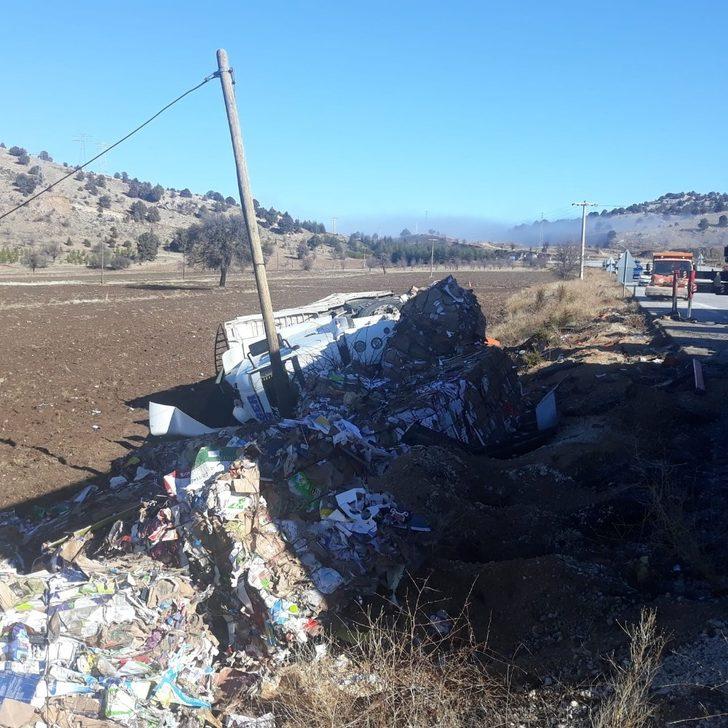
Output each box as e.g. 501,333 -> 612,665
572,201 -> 598,280
216,48 -> 293,416
539,212 -> 544,250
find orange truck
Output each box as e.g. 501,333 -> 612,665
644,251 -> 696,299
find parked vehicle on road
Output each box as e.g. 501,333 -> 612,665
644,251 -> 696,299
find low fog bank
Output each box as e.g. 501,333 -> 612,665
336,209 -> 728,250
336,213 -> 511,242
507,212 -> 728,249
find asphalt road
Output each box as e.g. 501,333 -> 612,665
632,286 -> 728,358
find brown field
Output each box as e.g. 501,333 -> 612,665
0,268 -> 551,510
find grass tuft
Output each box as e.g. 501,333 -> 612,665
592,609 -> 665,728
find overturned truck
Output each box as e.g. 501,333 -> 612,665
215,276 -> 527,453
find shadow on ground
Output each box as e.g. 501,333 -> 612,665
125,376 -> 239,428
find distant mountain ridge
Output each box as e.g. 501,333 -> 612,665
508,191 -> 728,252
600,191 -> 728,217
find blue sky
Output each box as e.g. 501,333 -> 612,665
1,1 -> 726,238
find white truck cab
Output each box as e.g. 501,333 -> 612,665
216,291 -> 405,422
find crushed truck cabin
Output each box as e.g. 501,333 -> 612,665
216,291 -> 406,422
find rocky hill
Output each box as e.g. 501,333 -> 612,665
509,192 -> 728,254
0,144 -> 320,264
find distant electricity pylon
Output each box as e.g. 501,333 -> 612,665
331,217 -> 337,235
72,134 -> 92,167
572,201 -> 598,279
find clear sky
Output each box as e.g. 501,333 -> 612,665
1,1 -> 726,238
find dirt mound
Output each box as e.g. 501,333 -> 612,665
425,554 -> 635,679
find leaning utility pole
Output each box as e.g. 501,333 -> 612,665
427,210 -> 435,278
572,201 -> 597,280
216,48 -> 292,415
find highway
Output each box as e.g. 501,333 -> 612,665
632,286 -> 728,358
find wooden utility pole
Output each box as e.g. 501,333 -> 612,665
100,237 -> 104,285
216,48 -> 292,415
572,201 -> 597,280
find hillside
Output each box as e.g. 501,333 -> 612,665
0,145 -> 510,272
509,191 -> 728,254
0,144 -> 319,265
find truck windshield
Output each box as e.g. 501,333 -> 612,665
653,260 -> 691,275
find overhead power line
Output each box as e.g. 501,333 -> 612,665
0,71 -> 219,223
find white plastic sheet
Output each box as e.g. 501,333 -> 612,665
148,402 -> 218,437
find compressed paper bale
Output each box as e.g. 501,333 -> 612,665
376,346 -> 522,448
382,276 -> 487,379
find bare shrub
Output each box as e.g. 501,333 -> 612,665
592,609 -> 665,728
22,248 -> 49,274
42,241 -> 62,262
554,243 -> 580,279
257,593 -> 511,727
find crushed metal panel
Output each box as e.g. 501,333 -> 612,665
225,312 -> 401,423
222,290 -> 396,355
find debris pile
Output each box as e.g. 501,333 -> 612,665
0,421 -> 430,724
292,276 -> 522,450
375,346 -> 522,448
0,555 -> 218,727
0,277 -> 527,725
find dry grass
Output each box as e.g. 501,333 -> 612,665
256,594 -> 512,728
490,273 -> 622,347
641,461 -> 718,585
592,609 -> 666,728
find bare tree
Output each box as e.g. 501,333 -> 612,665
553,244 -> 580,279
42,241 -> 62,263
182,214 -> 251,287
22,247 -> 49,275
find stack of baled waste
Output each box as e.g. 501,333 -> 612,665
381,275 -> 487,379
